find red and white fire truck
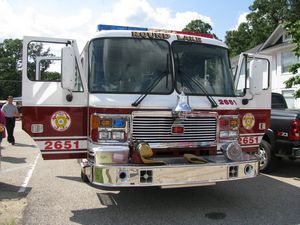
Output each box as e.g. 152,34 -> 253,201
22,24 -> 271,188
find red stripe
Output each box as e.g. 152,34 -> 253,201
42,152 -> 87,160
35,138 -> 87,141
22,106 -> 87,137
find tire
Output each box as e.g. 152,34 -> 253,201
81,169 -> 90,183
257,140 -> 277,172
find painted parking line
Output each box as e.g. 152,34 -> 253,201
263,174 -> 300,188
18,153 -> 40,193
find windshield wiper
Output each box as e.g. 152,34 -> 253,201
181,73 -> 218,108
131,71 -> 168,107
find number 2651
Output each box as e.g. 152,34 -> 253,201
45,140 -> 79,150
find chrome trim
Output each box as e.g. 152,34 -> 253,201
131,111 -> 218,149
85,153 -> 259,187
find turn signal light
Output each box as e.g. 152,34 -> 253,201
100,118 -> 112,127
91,114 -> 99,129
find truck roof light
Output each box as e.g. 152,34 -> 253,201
97,24 -> 148,31
97,24 -> 214,39
175,31 -> 214,39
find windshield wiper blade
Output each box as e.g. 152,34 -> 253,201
131,71 -> 168,107
181,73 -> 218,108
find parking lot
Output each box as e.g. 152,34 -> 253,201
0,121 -> 300,225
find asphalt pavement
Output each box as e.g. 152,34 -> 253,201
0,121 -> 300,225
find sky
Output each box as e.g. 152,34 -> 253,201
0,0 -> 254,50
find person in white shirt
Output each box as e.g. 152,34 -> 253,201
1,96 -> 19,145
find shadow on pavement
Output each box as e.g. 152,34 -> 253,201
264,158 -> 300,179
0,182 -> 31,200
56,176 -> 83,183
69,176 -> 300,225
0,156 -> 26,164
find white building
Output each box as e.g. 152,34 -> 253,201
232,24 -> 300,108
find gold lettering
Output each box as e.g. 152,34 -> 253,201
132,32 -> 141,38
140,32 -> 147,38
131,31 -> 171,40
176,35 -> 202,43
148,32 -> 154,38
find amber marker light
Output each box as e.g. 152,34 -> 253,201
91,114 -> 99,129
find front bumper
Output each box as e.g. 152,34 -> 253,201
83,153 -> 259,188
275,140 -> 300,159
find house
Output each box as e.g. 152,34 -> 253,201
231,24 -> 300,108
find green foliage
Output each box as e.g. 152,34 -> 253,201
0,39 -> 22,99
225,0 -> 300,57
182,19 -> 219,39
42,71 -> 61,81
0,39 -> 54,99
225,23 -> 253,57
182,19 -> 213,34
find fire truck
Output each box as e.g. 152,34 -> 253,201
22,24 -> 271,188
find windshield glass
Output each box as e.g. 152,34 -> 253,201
173,41 -> 235,96
89,38 -> 172,94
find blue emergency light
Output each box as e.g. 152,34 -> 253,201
96,24 -> 215,39
97,24 -> 148,32
112,118 -> 126,128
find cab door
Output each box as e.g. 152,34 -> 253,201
22,36 -> 88,159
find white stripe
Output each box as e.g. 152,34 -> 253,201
41,150 -> 86,154
33,136 -> 86,140
18,153 -> 40,193
24,105 -> 87,107
241,145 -> 260,148
240,133 -> 264,136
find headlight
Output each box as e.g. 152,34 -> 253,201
99,131 -> 110,140
220,130 -> 229,138
112,131 -> 125,140
228,130 -> 238,138
91,114 -> 130,143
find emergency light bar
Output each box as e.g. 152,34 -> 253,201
97,24 -> 214,39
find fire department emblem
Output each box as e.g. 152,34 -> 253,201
51,111 -> 71,131
242,113 -> 255,130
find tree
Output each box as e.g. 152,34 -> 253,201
225,0 -> 300,57
0,39 -> 57,99
182,19 -> 219,39
0,39 -> 23,99
225,23 -> 253,57
283,20 -> 300,97
183,19 -> 213,34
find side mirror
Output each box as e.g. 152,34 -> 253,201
249,59 -> 267,95
61,46 -> 76,91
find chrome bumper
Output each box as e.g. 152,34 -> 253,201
83,154 -> 259,188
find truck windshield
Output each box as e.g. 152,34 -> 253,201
89,38 -> 172,94
172,41 -> 235,96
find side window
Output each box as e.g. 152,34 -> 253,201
74,61 -> 84,92
235,56 -> 269,96
235,57 -> 248,96
27,41 -> 64,81
27,41 -> 83,91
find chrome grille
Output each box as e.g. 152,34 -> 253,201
132,114 -> 217,146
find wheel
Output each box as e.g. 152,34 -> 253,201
257,140 -> 277,172
81,169 -> 90,183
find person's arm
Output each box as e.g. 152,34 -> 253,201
13,106 -> 19,118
